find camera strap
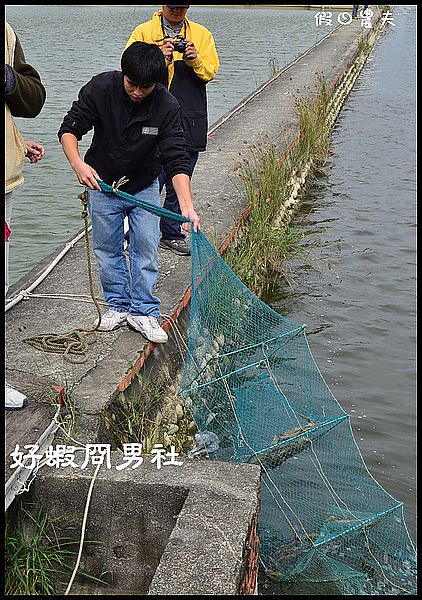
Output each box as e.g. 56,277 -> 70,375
160,14 -> 187,41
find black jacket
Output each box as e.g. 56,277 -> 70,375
58,71 -> 190,195
168,60 -> 208,153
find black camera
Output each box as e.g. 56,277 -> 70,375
172,38 -> 188,53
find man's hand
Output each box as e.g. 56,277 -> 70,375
25,140 -> 45,164
182,208 -> 200,233
60,132 -> 101,190
160,39 -> 174,62
183,41 -> 197,61
72,159 -> 101,191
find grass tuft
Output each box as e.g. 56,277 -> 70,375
224,76 -> 332,296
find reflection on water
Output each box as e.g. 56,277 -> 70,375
261,6 -> 416,594
6,5 -> 329,286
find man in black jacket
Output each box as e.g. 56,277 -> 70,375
58,42 -> 200,343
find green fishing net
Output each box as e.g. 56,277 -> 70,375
100,182 -> 416,595
180,229 -> 417,596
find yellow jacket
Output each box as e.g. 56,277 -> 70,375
126,10 -> 220,87
5,21 -> 46,193
5,22 -> 26,194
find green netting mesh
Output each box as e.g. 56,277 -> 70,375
180,229 -> 417,596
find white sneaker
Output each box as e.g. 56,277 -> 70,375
97,309 -> 128,331
5,382 -> 28,411
127,315 -> 168,343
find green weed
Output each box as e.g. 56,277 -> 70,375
224,77 -> 332,296
5,503 -> 73,595
102,373 -> 162,453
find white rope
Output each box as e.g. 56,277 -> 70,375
111,176 -> 129,192
52,418 -> 104,595
64,462 -> 102,595
5,227 -> 92,312
362,528 -> 413,594
6,291 -> 108,306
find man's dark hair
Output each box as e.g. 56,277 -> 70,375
121,42 -> 166,86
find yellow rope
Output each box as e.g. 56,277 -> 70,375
23,191 -> 103,363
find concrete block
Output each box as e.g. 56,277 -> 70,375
26,456 -> 261,595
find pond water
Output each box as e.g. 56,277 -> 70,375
260,5 -> 416,594
6,4 -> 329,285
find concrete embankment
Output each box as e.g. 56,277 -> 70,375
25,458 -> 261,595
5,12 -> 385,595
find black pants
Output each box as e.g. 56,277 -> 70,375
159,150 -> 199,240
352,5 -> 368,17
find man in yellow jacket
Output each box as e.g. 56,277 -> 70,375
126,5 -> 219,256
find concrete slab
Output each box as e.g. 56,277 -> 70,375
25,456 -> 261,595
5,403 -> 54,483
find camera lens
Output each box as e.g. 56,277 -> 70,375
173,39 -> 187,53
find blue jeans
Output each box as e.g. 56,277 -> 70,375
159,151 -> 199,240
89,180 -> 161,317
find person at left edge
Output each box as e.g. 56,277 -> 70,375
57,41 -> 200,344
5,21 -> 46,411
